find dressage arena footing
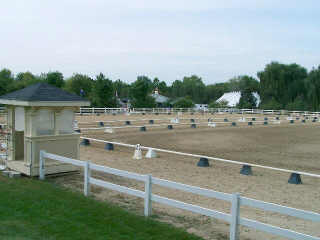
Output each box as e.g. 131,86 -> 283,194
77,137 -> 318,185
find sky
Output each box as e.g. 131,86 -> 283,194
1,0 -> 319,85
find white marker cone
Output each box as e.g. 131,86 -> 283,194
133,144 -> 142,160
145,148 -> 157,158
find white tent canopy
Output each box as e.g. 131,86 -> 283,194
216,91 -> 260,107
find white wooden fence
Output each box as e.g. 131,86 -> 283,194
77,107 -> 320,116
39,150 -> 320,240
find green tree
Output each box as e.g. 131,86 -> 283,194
130,76 -> 155,107
305,66 -> 320,111
91,73 -> 116,107
237,90 -> 257,109
181,75 -> 206,103
45,71 -> 64,88
14,71 -> 43,90
0,68 -> 14,96
258,62 -> 307,108
260,97 -> 282,110
64,74 -> 93,98
113,79 -> 130,99
173,97 -> 194,108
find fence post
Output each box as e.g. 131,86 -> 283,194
230,193 -> 240,240
84,161 -> 91,196
144,174 -> 152,216
39,150 -> 46,180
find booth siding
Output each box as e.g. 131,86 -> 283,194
0,83 -> 90,176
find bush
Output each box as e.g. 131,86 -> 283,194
173,98 -> 194,108
208,100 -> 229,108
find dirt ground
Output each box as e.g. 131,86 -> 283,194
4,111 -> 320,239
55,114 -> 320,240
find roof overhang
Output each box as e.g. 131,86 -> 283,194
0,99 -> 90,107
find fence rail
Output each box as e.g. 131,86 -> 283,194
77,107 -> 320,116
39,151 -> 320,240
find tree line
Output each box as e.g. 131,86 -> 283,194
0,61 -> 319,110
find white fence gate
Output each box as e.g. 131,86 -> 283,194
39,151 -> 320,240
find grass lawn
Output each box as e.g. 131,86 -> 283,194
0,175 -> 203,240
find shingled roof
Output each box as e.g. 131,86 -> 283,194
0,83 -> 90,106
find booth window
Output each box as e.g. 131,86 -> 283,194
35,110 -> 54,136
56,110 -> 74,134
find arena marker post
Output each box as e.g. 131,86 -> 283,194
240,165 -> 252,175
197,158 -> 209,167
104,143 -> 114,151
288,173 -> 302,184
80,138 -> 90,146
140,126 -> 146,132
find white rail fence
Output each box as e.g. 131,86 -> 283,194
39,151 -> 320,240
77,107 -> 320,116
